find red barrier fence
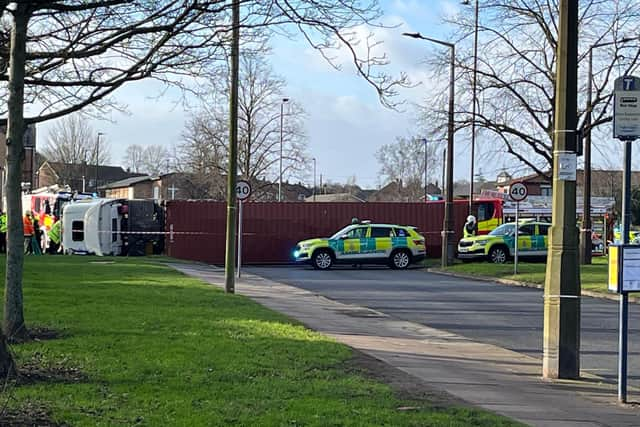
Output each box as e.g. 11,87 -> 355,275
165,201 -> 469,264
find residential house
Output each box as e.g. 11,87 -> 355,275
101,176 -> 155,199
496,170 -> 512,189
498,169 -> 640,201
0,124 -> 38,201
497,172 -> 552,196
37,161 -> 143,195
367,180 -> 437,202
101,173 -> 202,201
576,169 -> 640,199
305,193 -> 366,203
250,180 -> 312,202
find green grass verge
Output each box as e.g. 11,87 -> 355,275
3,256 -> 518,426
436,256 -> 609,293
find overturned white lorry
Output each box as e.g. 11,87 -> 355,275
62,198 -> 163,256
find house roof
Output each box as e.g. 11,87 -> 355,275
305,193 -> 366,202
508,172 -> 551,185
41,161 -> 144,182
99,175 -> 154,190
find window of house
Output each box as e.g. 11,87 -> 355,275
72,220 -> 84,241
540,185 -> 552,196
153,186 -> 160,200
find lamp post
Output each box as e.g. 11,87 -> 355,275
581,37 -> 636,265
422,138 -> 428,201
462,0 -> 479,215
403,32 -> 456,266
311,157 -> 316,202
95,132 -> 104,195
442,147 -> 446,196
279,97 -> 289,202
312,157 -> 317,202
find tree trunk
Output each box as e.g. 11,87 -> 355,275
4,4 -> 30,340
0,330 -> 16,378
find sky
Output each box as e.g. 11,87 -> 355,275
34,0 -> 615,190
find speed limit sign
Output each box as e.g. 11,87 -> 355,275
509,182 -> 528,202
236,180 -> 252,201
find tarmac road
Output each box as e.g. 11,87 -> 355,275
245,264 -> 640,389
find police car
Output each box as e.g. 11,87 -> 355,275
457,221 -> 550,263
293,221 -> 426,270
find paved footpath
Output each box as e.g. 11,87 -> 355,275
168,262 -> 640,427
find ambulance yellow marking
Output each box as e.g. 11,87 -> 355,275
344,239 -> 360,254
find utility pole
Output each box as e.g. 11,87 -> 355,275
224,0 -> 240,294
543,0 -> 580,380
95,132 -> 103,195
442,148 -> 446,197
402,32 -> 456,266
423,138 -> 428,201
580,46 -> 594,265
312,158 -> 316,202
278,98 -> 289,202
462,0 -> 479,215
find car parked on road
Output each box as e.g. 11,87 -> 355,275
457,221 -> 550,263
293,222 -> 426,270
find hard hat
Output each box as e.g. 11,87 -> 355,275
466,215 -> 476,223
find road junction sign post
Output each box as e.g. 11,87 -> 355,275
611,75 -> 640,403
236,180 -> 252,278
509,182 -> 528,275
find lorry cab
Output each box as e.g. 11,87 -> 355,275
62,199 -> 123,255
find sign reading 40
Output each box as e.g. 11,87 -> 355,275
509,182 -> 528,202
236,180 -> 252,201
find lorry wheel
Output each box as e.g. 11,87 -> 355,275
489,246 -> 508,264
389,249 -> 411,269
312,249 -> 333,270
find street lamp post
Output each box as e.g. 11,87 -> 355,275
581,37 -> 636,265
403,32 -> 456,266
279,98 -> 289,202
312,157 -> 317,202
95,132 -> 104,195
462,0 -> 479,215
423,138 -> 428,201
442,148 -> 446,196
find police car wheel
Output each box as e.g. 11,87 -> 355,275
489,246 -> 508,264
390,249 -> 411,269
312,250 -> 333,270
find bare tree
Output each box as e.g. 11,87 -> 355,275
421,0 -> 640,175
42,115 -> 111,187
0,0 -> 409,373
376,136 -> 441,199
123,144 -> 170,175
141,145 -> 171,176
176,114 -> 228,199
180,54 -> 309,198
122,145 -> 145,174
